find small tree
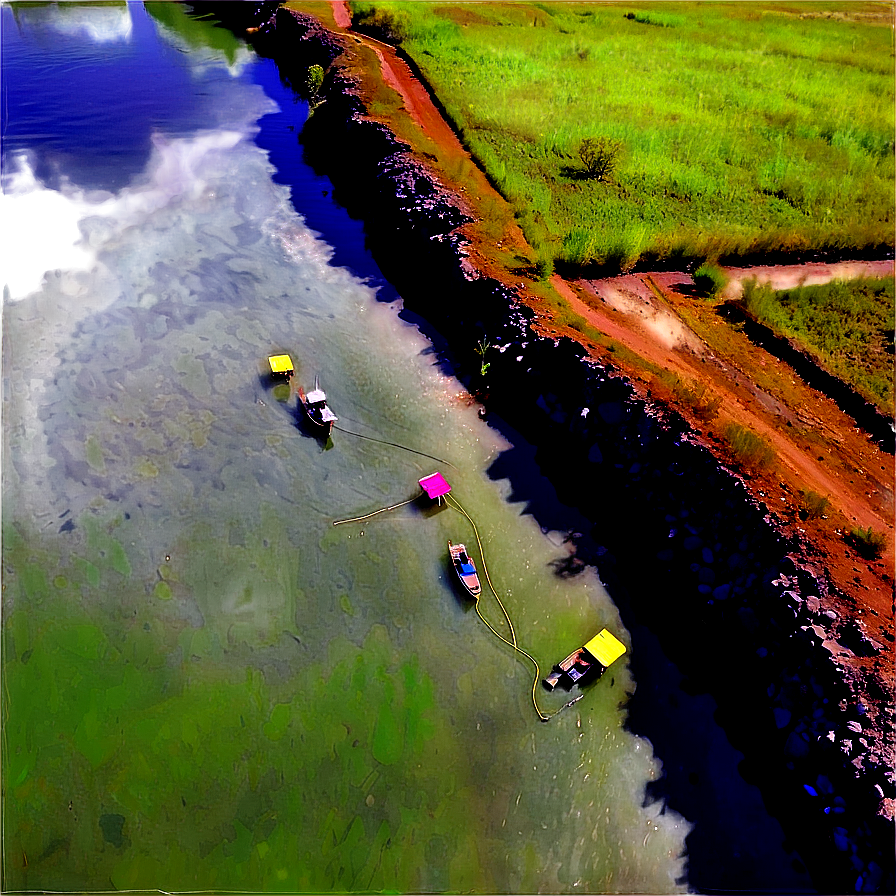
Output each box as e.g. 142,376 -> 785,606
578,136 -> 622,181
305,64 -> 324,106
475,338 -> 491,377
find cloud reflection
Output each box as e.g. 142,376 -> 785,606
1,130 -> 244,302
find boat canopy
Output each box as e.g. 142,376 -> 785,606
583,629 -> 627,669
306,389 -> 327,404
419,472 -> 451,499
268,354 -> 294,374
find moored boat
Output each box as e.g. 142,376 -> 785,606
543,628 -> 627,690
449,541 -> 481,597
297,376 -> 338,436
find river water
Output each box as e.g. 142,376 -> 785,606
0,4 -> 810,894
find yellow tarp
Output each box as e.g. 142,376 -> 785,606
268,354 -> 294,374
583,629 -> 627,669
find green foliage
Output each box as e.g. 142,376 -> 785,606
578,136 -> 622,181
305,64 -> 324,98
670,377 -> 723,423
799,490 -> 830,520
350,2 -> 411,44
364,2 -> 894,272
475,337 -> 491,375
693,263 -> 728,299
534,254 -> 554,280
845,525 -> 886,559
722,422 -> 776,471
740,276 -> 895,413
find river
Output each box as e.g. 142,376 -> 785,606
1,3 -> 803,893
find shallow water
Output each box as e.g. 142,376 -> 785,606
2,4 -> 692,892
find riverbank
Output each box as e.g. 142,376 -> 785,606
205,3 -> 894,891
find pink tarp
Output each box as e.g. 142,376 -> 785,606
418,472 -> 451,499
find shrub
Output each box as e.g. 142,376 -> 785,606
693,263 -> 728,299
305,64 -> 324,98
534,255 -> 554,281
351,5 -> 410,44
799,490 -> 830,520
722,423 -> 776,471
845,526 -> 886,559
578,137 -> 622,182
671,378 -> 722,423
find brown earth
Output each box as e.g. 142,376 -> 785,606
310,0 -> 894,780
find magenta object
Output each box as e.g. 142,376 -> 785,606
418,472 -> 451,500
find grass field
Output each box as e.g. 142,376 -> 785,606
739,275 -> 895,413
348,1 -> 894,273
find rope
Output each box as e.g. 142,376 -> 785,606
445,493 -> 580,723
333,423 -> 456,470
332,496 -> 417,526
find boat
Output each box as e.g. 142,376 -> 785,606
297,376 -> 338,436
449,541 -> 481,598
267,353 -> 294,379
543,628 -> 627,691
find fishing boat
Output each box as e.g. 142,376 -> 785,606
297,376 -> 338,436
449,541 -> 481,598
543,628 -> 627,691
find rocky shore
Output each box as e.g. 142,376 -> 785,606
198,4 -> 894,891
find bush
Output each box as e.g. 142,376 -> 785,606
722,423 -> 776,471
534,255 -> 554,281
578,136 -> 622,182
799,490 -> 830,520
351,5 -> 410,44
845,526 -> 886,559
305,64 -> 324,99
693,263 -> 728,299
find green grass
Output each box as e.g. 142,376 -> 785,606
740,276 -> 895,413
693,263 -> 728,299
722,422 -> 777,471
349,1 -> 894,272
845,525 -> 886,559
799,489 -> 831,520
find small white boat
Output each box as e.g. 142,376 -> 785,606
449,541 -> 481,598
297,375 -> 338,436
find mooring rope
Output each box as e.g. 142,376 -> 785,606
332,496 -> 417,526
332,423 -> 456,470
444,493 -> 581,723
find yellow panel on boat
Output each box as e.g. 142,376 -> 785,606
583,629 -> 627,668
268,354 -> 294,374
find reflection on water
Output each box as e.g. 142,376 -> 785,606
3,133 -> 240,298
2,4 -> 689,892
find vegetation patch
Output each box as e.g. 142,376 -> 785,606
739,276 -> 895,414
845,525 -> 886,559
349,2 -> 894,273
721,422 -> 776,472
693,263 -> 728,300
799,490 -> 830,521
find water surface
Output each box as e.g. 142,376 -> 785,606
1,4 -> 694,892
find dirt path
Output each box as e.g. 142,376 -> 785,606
722,259 -> 894,297
558,269 -> 892,539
